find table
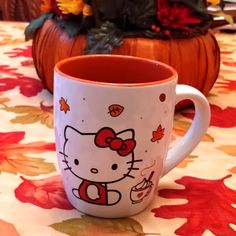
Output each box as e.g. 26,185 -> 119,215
0,21 -> 236,236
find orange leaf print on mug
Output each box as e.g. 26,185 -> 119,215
108,104 -> 124,117
151,125 -> 165,143
59,97 -> 70,114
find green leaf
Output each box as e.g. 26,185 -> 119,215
57,19 -> 82,38
50,215 -> 145,236
24,12 -> 54,41
211,11 -> 234,25
85,21 -> 123,54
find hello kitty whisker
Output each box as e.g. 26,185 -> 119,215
126,159 -> 142,164
128,167 -> 139,170
59,151 -> 68,158
62,159 -> 69,163
123,174 -> 135,179
64,167 -> 72,171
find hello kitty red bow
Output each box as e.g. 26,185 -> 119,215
94,127 -> 136,156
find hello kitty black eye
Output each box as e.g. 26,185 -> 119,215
74,159 -> 79,165
111,164 -> 118,170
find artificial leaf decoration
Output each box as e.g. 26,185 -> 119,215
25,12 -> 54,41
57,19 -> 83,38
152,175 -> 236,236
151,125 -> 165,143
210,11 -> 234,25
59,97 -> 70,114
2,102 -> 53,128
0,220 -> 20,236
15,175 -> 73,209
50,215 -> 147,236
0,131 -> 56,176
85,21 -> 123,54
108,104 -> 124,117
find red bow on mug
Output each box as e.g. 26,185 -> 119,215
94,127 -> 136,156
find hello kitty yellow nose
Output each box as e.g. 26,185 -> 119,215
90,168 -> 98,174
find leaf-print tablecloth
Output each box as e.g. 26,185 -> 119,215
0,21 -> 235,236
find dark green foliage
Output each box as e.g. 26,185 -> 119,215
25,13 -> 54,41
85,21 -> 123,54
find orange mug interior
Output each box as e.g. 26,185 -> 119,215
55,55 -> 177,85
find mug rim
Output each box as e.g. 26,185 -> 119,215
54,54 -> 178,87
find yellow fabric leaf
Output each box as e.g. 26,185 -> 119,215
2,104 -> 53,128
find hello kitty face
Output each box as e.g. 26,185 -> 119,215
60,126 -> 140,183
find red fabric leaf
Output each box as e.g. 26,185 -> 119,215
0,65 -> 22,77
222,61 -> 236,67
0,76 -> 44,97
0,131 -> 55,175
0,131 -> 25,145
152,175 -> 236,236
181,104 -> 236,128
15,176 -> 74,210
4,46 -> 32,58
216,79 -> 236,92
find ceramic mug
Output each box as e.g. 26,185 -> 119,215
54,55 -> 210,218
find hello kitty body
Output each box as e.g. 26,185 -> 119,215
60,125 -> 139,206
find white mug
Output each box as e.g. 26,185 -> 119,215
54,55 -> 210,218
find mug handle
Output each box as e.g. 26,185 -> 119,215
161,85 -> 211,177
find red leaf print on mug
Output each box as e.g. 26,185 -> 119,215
152,175 -> 236,236
151,125 -> 165,142
15,176 -> 74,209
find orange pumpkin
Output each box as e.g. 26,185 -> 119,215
32,19 -> 220,96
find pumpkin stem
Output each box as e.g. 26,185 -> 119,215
90,0 -> 102,28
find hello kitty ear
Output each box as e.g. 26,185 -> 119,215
64,125 -> 80,139
116,128 -> 135,140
